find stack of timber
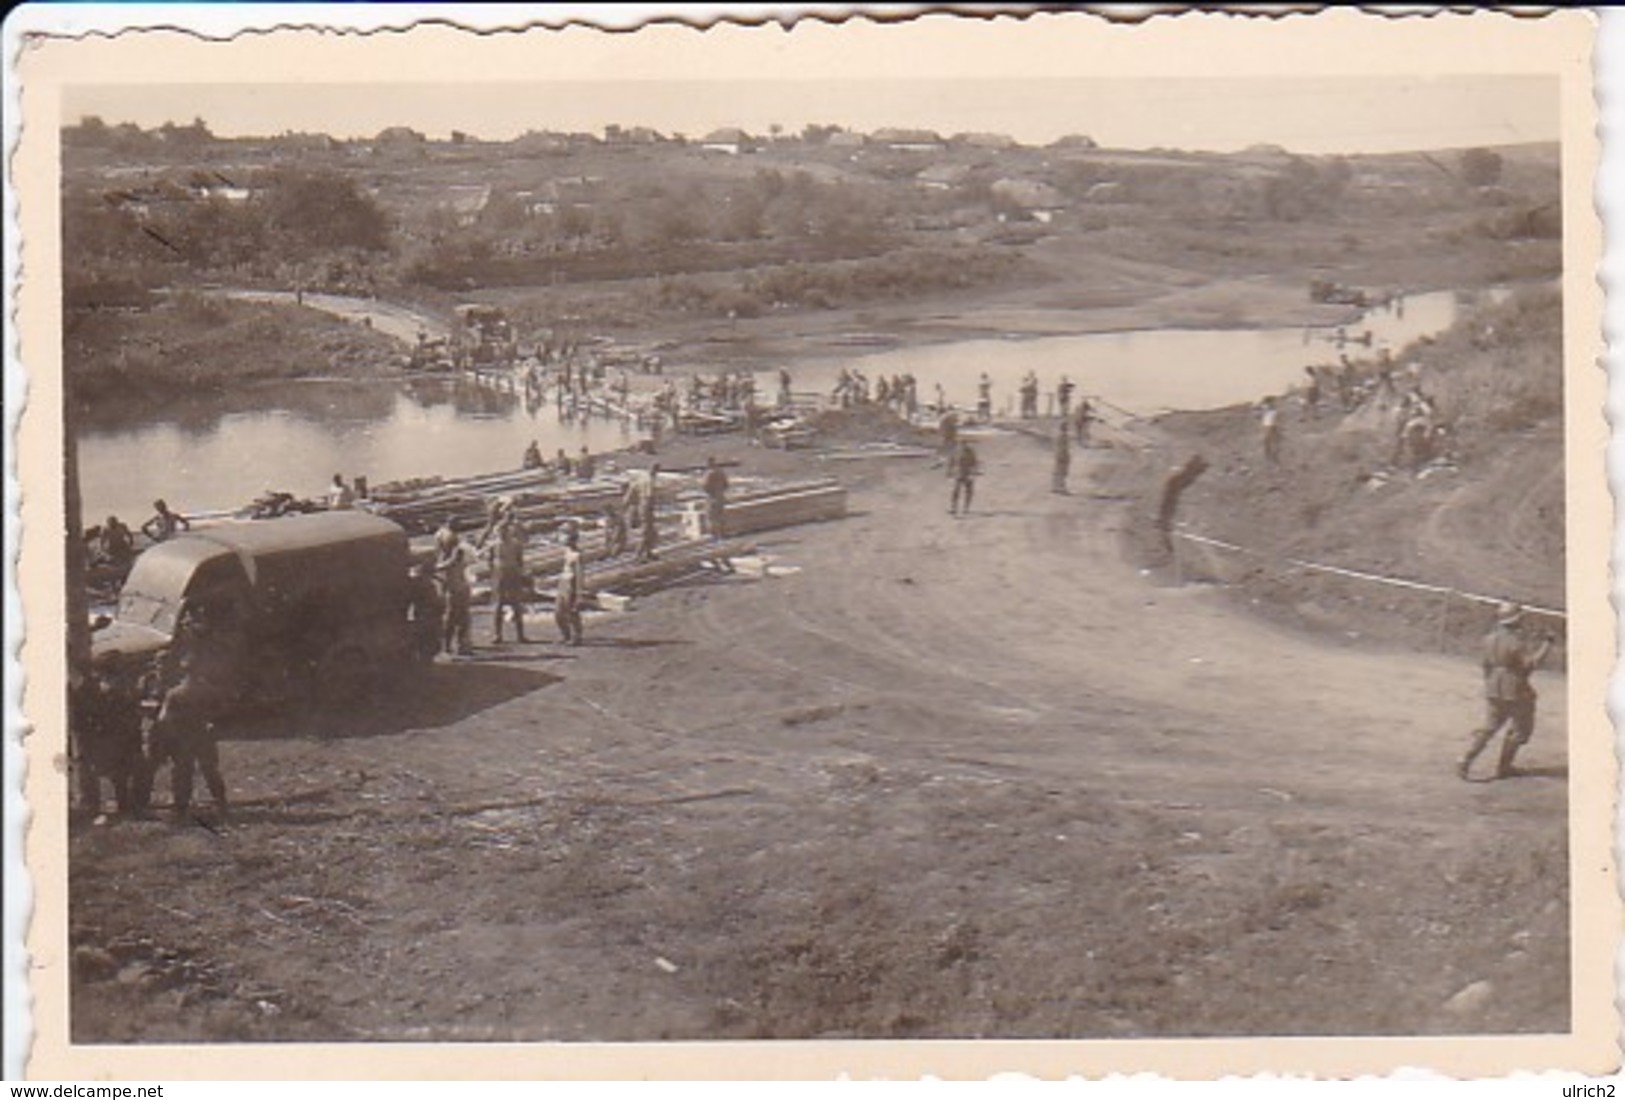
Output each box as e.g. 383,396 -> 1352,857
367,466 -> 624,536
569,536 -> 758,602
722,479 -> 847,535
677,409 -> 744,435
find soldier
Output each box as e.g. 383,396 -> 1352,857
1051,421 -> 1071,495
602,497 -> 629,558
69,661 -> 143,821
327,474 -> 355,511
634,464 -> 661,563
406,561 -> 444,662
487,511 -> 530,644
1459,602 -> 1556,781
976,373 -> 993,422
555,526 -> 586,647
1057,375 -> 1076,420
96,515 -> 136,571
1259,397 -> 1282,465
141,499 -> 190,543
701,456 -> 730,541
1018,371 -> 1038,419
522,439 -> 544,470
937,409 -> 960,472
137,603 -> 234,823
435,523 -> 475,657
949,439 -> 981,517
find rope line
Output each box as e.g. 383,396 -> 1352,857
1172,529 -> 1566,620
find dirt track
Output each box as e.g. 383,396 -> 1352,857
68,426 -> 1569,1044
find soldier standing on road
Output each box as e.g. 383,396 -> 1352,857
136,603 -> 234,823
702,456 -> 731,541
1051,422 -> 1072,495
1057,375 -> 1076,421
949,439 -> 981,517
70,662 -> 143,821
406,562 -> 444,662
936,409 -> 960,472
435,523 -> 475,657
976,373 -> 993,422
1459,602 -> 1556,781
488,511 -> 531,644
635,464 -> 662,562
555,525 -> 585,647
602,497 -> 629,558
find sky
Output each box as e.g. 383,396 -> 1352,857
65,75 -> 1558,156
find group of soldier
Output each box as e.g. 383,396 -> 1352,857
73,598 -> 234,825
412,455 -> 732,662
71,346 -> 1559,831
1279,350 -> 1448,472
946,366 -> 1560,786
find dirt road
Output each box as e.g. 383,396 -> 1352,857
219,289 -> 448,344
68,426 -> 1569,1044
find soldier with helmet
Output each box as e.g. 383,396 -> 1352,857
1459,601 -> 1556,781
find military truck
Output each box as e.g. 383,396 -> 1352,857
452,304 -> 519,370
91,512 -> 423,714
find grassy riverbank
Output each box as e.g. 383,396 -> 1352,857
65,293 -> 404,418
1106,282 -> 1565,657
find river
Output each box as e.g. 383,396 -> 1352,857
78,287 -> 1506,525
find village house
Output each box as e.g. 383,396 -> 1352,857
514,131 -> 601,155
990,177 -> 1068,223
1048,133 -> 1099,152
872,127 -> 946,152
952,131 -> 1018,150
443,184 -> 492,226
522,175 -> 602,217
605,125 -> 666,146
915,163 -> 973,192
700,127 -> 754,155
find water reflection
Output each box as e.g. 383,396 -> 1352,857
81,378 -> 639,522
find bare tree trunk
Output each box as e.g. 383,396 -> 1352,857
64,378 -> 89,679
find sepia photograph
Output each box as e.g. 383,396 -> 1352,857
6,4 -> 1616,1082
